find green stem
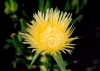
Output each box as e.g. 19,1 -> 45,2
29,52 -> 40,67
53,53 -> 66,71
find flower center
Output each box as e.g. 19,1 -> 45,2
40,26 -> 64,48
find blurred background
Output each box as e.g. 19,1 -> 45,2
0,0 -> 100,71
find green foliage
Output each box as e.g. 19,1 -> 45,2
64,0 -> 87,14
64,0 -> 70,11
3,0 -> 88,71
12,34 -> 24,53
5,0 -> 18,13
39,0 -> 51,14
20,18 -> 28,33
53,52 -> 67,71
39,0 -> 44,13
44,0 -> 51,14
29,52 -> 40,66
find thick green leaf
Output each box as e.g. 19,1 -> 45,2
76,3 -> 79,14
6,39 -> 12,44
29,52 -> 40,67
44,0 -> 51,14
71,0 -> 79,14
73,14 -> 83,24
20,18 -> 27,33
20,10 -> 30,21
80,0 -> 88,11
71,0 -> 78,9
5,0 -> 18,13
12,61 -> 17,69
64,0 -> 70,11
14,23 -> 17,29
17,31 -> 23,43
10,0 -> 18,12
53,53 -> 67,71
12,34 -> 23,50
13,0 -> 18,12
39,0 -> 44,13
5,1 -> 10,11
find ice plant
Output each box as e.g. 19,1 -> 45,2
21,8 -> 77,71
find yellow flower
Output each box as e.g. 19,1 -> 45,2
21,8 -> 77,55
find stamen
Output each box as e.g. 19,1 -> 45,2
40,26 -> 64,48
